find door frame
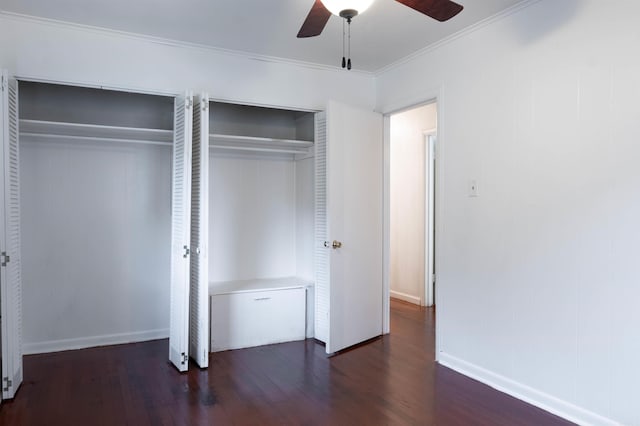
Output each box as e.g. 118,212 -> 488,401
381,85 -> 445,360
424,131 -> 436,307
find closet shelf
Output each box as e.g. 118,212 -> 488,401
19,119 -> 174,146
209,133 -> 313,154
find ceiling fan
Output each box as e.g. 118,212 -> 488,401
297,0 -> 464,69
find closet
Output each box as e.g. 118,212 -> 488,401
12,79 -> 193,374
189,98 -> 387,360
1,66 -> 387,387
191,97 -> 317,355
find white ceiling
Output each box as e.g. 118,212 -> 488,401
0,0 -> 526,72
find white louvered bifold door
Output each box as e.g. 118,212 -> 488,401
189,93 -> 209,368
0,71 -> 4,406
169,92 -> 193,372
1,71 -> 23,399
314,111 -> 329,344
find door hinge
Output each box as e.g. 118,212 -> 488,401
1,75 -> 5,92
432,273 -> 436,284
181,352 -> 188,365
185,98 -> 193,109
3,377 -> 11,392
183,245 -> 190,258
201,98 -> 209,111
1,252 -> 9,267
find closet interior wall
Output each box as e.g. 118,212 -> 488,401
208,103 -> 315,284
19,82 -> 175,354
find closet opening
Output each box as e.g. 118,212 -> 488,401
389,102 -> 437,309
18,81 -> 176,357
204,101 -> 317,353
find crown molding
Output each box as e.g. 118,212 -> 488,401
374,0 -> 542,76
0,10 -> 375,77
0,1 -> 541,80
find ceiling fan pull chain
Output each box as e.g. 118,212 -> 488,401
347,17 -> 352,70
341,19 -> 345,68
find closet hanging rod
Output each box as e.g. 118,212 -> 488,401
209,145 -> 310,155
20,132 -> 173,147
19,119 -> 174,143
209,133 -> 313,148
19,119 -> 173,145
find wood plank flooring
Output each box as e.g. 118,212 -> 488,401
0,299 -> 573,425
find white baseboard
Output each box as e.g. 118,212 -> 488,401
438,352 -> 619,426
390,290 -> 422,306
23,328 -> 169,355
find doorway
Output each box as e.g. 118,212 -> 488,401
388,103 -> 437,308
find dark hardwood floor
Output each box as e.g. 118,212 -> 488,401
0,299 -> 573,425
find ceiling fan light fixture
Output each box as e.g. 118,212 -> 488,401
320,0 -> 375,18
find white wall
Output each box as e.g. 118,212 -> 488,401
377,1 -> 640,424
390,104 -> 436,305
208,153 -> 315,283
209,154 -> 295,282
0,13 -> 375,111
20,139 -> 172,354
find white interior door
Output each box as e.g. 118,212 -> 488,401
1,71 -> 23,399
169,93 -> 193,372
324,100 -> 383,354
189,93 -> 209,368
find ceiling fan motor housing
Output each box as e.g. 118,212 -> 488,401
339,9 -> 358,19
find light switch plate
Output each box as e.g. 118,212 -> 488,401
469,179 -> 478,197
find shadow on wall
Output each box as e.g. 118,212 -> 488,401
509,0 -> 583,44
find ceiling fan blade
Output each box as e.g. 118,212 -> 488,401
297,0 -> 332,38
395,0 -> 463,22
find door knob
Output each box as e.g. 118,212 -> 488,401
324,240 -> 342,249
